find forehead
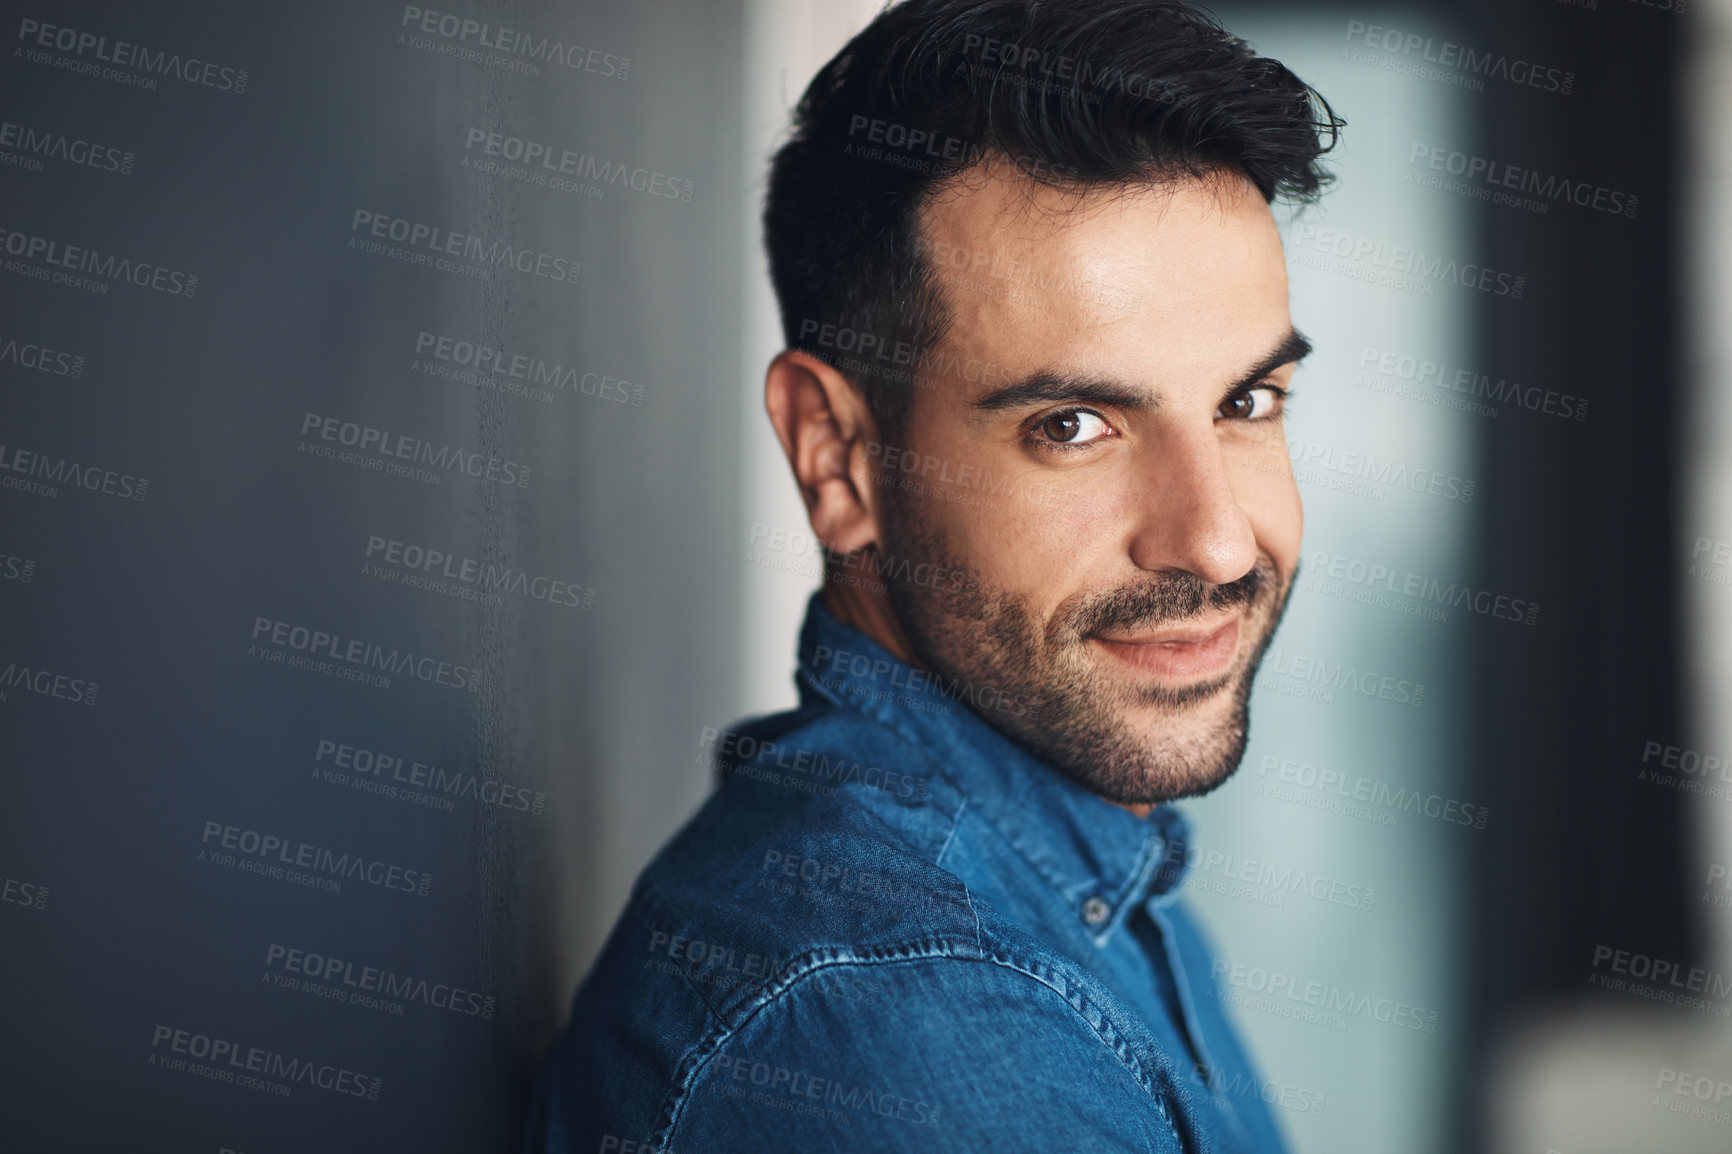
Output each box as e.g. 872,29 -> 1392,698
915,165 -> 1291,398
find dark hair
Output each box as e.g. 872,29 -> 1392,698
763,0 -> 1342,436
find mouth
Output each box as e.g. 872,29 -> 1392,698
1089,615 -> 1242,680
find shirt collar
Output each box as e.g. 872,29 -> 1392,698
793,591 -> 1194,944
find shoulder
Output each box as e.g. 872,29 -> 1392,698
527,933 -> 1193,1154
662,951 -> 1186,1153
527,700 -> 1202,1152
629,703 -> 979,1012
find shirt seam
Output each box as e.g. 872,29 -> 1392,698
655,944 -> 1182,1149
932,799 -> 984,955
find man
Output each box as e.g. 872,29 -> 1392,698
526,1 -> 1339,1149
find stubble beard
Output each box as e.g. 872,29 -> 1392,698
877,493 -> 1294,807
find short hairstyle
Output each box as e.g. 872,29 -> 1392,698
763,0 -> 1342,436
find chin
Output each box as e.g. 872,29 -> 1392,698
1099,673 -> 1259,804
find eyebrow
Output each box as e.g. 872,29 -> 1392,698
969,327 -> 1314,414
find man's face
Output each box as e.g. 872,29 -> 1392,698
874,165 -> 1303,806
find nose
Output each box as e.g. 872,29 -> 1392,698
1126,423 -> 1260,587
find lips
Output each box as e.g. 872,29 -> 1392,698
1090,615 -> 1242,680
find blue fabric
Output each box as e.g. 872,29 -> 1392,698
524,591 -> 1291,1153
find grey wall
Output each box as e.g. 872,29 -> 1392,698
0,1 -> 745,1150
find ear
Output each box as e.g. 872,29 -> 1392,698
764,349 -> 886,557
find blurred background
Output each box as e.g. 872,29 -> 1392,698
0,1 -> 1724,1151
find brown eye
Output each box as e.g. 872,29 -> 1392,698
1218,386 -> 1283,421
1041,412 -> 1082,441
1035,409 -> 1110,445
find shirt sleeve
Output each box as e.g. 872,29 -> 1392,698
666,954 -> 1186,1154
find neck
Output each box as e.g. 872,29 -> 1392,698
820,565 -> 924,669
820,566 -> 1154,821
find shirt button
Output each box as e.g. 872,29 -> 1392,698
1082,896 -> 1112,927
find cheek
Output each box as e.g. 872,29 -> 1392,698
1248,477 -> 1303,576
1224,442 -> 1303,573
1258,483 -> 1303,576
925,469 -> 1113,593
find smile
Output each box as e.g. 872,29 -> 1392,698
1090,616 -> 1242,680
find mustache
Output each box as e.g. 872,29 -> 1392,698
1072,560 -> 1273,637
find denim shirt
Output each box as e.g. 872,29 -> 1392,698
524,592 -> 1290,1154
